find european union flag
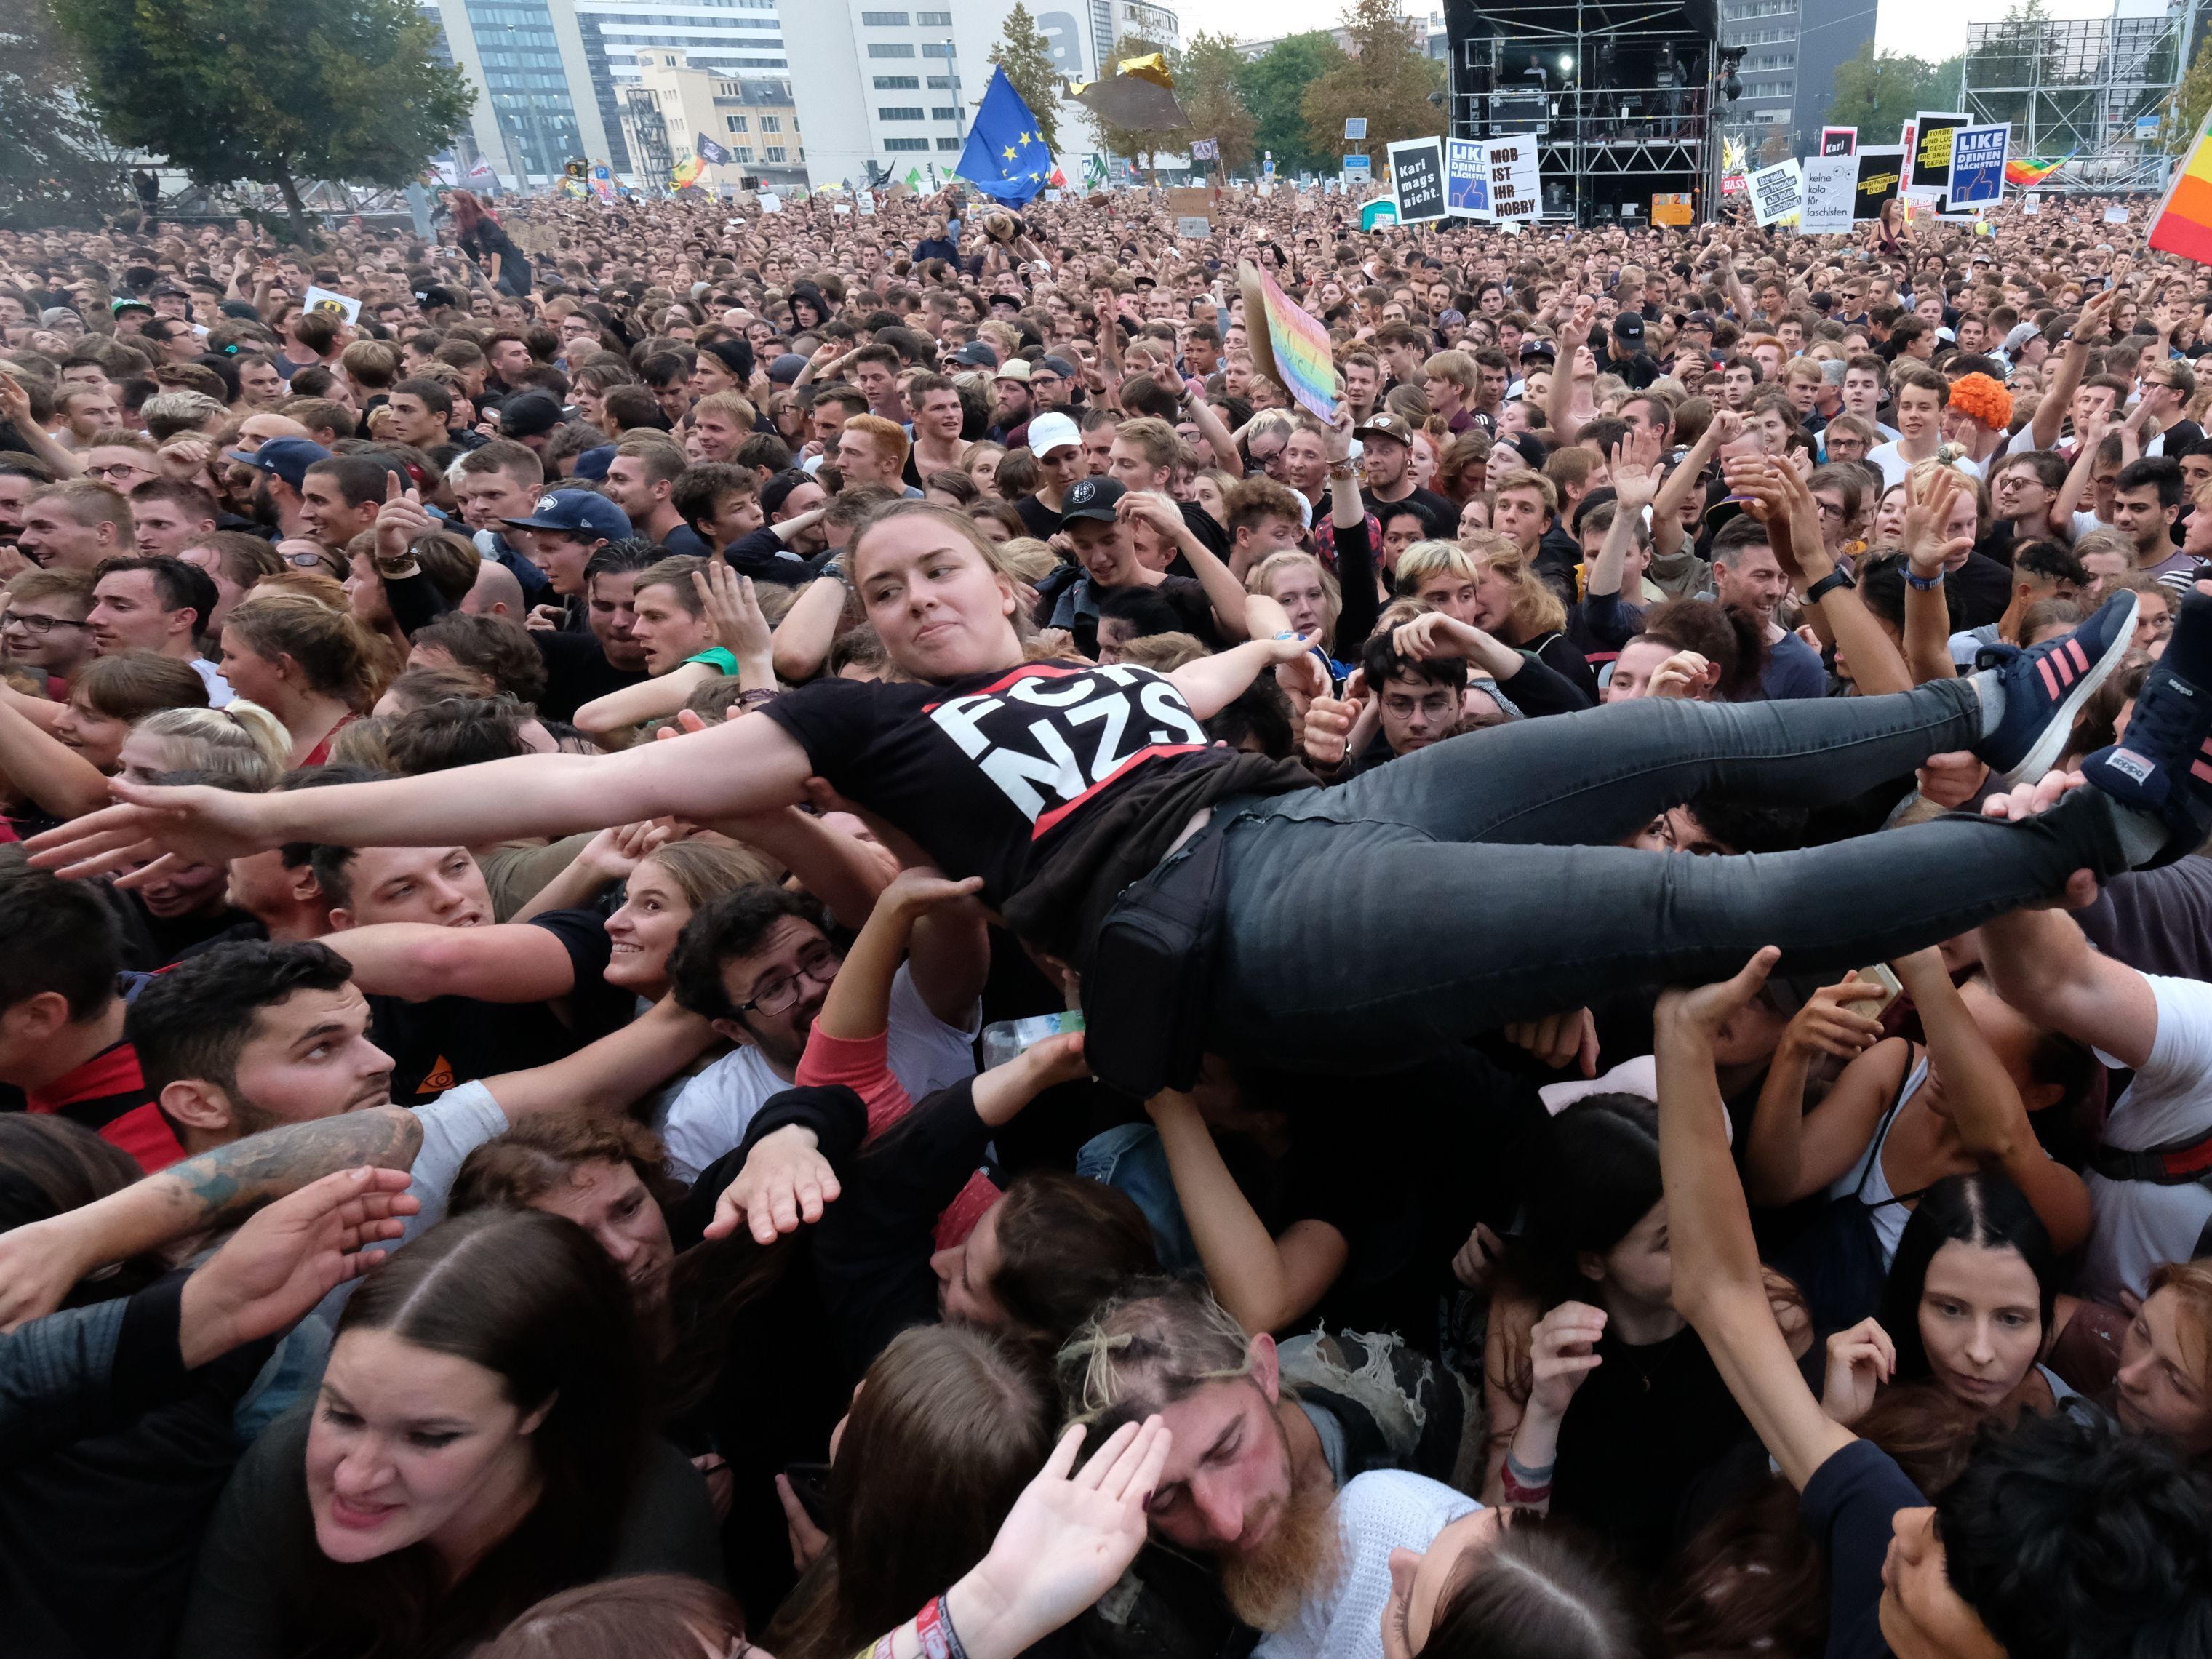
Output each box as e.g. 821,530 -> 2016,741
956,65 -> 1055,205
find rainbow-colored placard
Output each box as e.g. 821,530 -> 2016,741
2150,121 -> 2212,264
1237,260 -> 1338,421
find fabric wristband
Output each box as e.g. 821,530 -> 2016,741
1905,568 -> 1944,591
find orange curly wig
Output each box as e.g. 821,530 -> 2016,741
1947,372 -> 2013,432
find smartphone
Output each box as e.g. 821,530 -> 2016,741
783,1461 -> 833,1531
1843,963 -> 1905,1021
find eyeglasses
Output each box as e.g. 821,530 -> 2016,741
282,550 -> 332,570
736,943 -> 842,1017
84,463 -> 148,481
0,612 -> 89,635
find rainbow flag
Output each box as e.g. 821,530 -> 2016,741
1239,260 -> 1338,421
2005,152 -> 2073,188
671,156 -> 703,189
2151,122 -> 2212,263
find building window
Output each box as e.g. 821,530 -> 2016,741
884,136 -> 929,150
921,41 -> 953,56
732,145 -> 754,161
927,74 -> 957,88
759,115 -> 780,131
935,136 -> 962,149
931,106 -> 957,120
764,145 -> 787,161
726,115 -> 748,131
917,9 -> 952,21
868,42 -> 914,56
861,9 -> 911,23
874,74 -> 919,88
879,106 -> 925,119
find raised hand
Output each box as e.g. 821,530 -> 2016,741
1781,972 -> 1890,1061
1901,466 -> 1971,575
1390,610 -> 1477,663
1648,649 -> 1712,700
693,562 -> 773,668
704,1122 -> 841,1246
1302,692 -> 1361,770
1656,946 -> 1783,1045
176,1167 -> 419,1367
375,469 -> 433,561
959,1418 -> 1173,1650
1527,1300 -> 1608,1418
1608,428 -> 1664,513
1820,1316 -> 1895,1426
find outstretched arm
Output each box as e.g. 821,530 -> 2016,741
1658,948 -> 1858,1492
0,1108 -> 425,1334
1976,898 -> 2159,1071
30,711 -> 818,884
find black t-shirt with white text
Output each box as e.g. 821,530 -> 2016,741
761,664 -> 1308,956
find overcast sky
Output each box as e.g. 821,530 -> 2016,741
1173,0 -> 2126,63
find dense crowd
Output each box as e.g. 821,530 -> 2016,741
1,174 -> 2211,1659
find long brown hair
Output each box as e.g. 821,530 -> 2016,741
225,587 -> 393,708
71,649 -> 207,722
767,1324 -> 1053,1659
282,1210 -> 649,1659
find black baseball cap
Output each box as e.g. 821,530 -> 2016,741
1058,477 -> 1125,524
1612,312 -> 1646,345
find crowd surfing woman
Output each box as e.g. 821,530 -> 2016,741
28,491 -> 2212,1093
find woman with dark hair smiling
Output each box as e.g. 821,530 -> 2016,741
176,1210 -> 722,1658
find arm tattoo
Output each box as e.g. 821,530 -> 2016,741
154,1108 -> 425,1232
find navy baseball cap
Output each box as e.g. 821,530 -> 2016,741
501,490 -> 632,541
224,436 -> 332,488
1058,477 -> 1125,524
570,444 -> 617,481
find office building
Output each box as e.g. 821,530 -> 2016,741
620,47 -> 809,192
1717,0 -> 1874,157
781,0 -> 1178,191
576,0 -> 791,171
423,0 -> 611,188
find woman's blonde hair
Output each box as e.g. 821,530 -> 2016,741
134,702 -> 290,788
1394,538 -> 1481,591
1465,531 -> 1568,641
1245,549 -> 1341,637
225,586 -> 395,709
639,838 -> 782,908
849,501 -> 1032,648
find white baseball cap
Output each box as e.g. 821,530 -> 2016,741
1027,412 -> 1081,457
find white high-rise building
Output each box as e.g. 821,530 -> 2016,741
780,0 -> 1178,191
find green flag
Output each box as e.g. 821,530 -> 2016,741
904,165 -> 924,189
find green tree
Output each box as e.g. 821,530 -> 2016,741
1301,0 -> 1446,174
1826,41 -> 1947,143
1237,32 -> 1348,176
1178,31 -> 1257,176
47,0 -> 473,245
0,0 -> 127,223
1090,34 -> 1178,176
2165,29 -> 2212,153
989,1 -> 1063,154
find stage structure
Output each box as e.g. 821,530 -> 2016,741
1959,1 -> 2203,195
1442,0 -> 1725,225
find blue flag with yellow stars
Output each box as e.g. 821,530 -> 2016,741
956,65 -> 1055,204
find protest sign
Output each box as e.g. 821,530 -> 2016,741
1240,260 -> 1340,420
303,286 -> 360,324
1446,139 -> 1490,218
1650,192 -> 1693,226
1483,135 -> 1542,220
1852,147 -> 1905,220
1747,159 -> 1803,226
1947,124 -> 2008,208
1800,155 -> 1857,234
1820,127 -> 1858,156
1386,137 -> 1447,222
1911,112 -> 1968,200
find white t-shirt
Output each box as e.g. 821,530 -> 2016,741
1257,1471 -> 1479,1659
658,962 -> 979,1183
2082,975 -> 2212,1304
1866,441 -> 1983,489
192,657 -> 236,707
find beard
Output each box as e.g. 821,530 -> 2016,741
1218,1468 -> 1345,1634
